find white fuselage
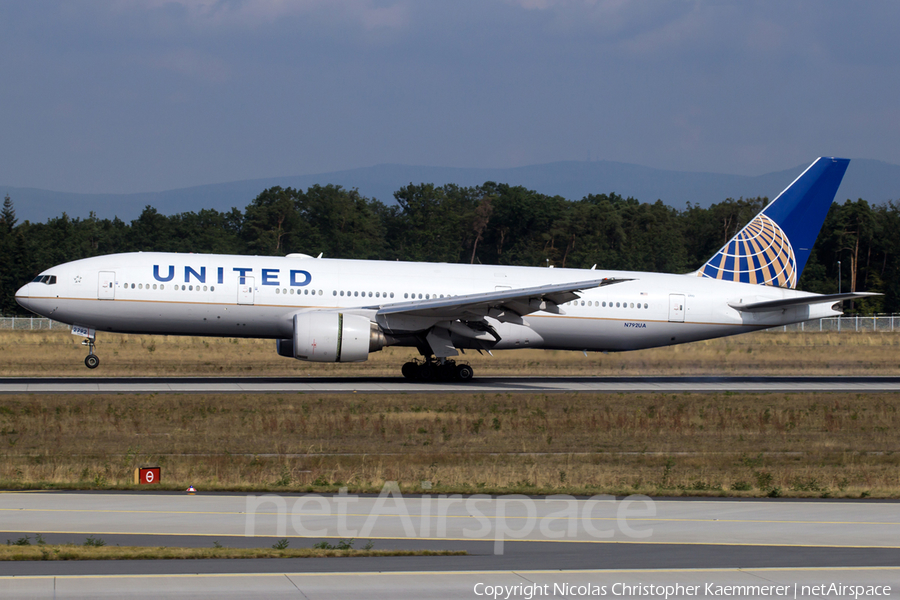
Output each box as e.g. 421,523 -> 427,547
15,252 -> 840,353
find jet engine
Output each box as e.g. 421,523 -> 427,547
276,312 -> 385,362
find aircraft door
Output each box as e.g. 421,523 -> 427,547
238,276 -> 255,305
98,271 -> 116,300
668,294 -> 685,322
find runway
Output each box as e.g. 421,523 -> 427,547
1,492 -> 899,597
4,375 -> 900,394
5,492 -> 900,555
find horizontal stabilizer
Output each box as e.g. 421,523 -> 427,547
729,292 -> 880,313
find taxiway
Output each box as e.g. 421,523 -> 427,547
3,375 -> 900,394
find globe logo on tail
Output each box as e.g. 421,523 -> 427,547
698,213 -> 797,288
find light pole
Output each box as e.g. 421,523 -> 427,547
837,260 -> 842,333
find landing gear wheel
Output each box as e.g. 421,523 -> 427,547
401,355 -> 472,382
82,336 -> 99,369
455,363 -> 474,381
418,363 -> 436,381
401,362 -> 418,380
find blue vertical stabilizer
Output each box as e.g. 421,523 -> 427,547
696,157 -> 849,288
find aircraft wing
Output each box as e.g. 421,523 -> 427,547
728,292 -> 880,313
371,277 -> 632,321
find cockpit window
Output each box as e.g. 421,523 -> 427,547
32,275 -> 57,285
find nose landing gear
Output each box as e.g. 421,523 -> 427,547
401,358 -> 473,382
82,336 -> 100,369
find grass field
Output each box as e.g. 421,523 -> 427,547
1,330 -> 898,497
2,328 -> 900,376
1,391 -> 897,498
0,540 -> 464,561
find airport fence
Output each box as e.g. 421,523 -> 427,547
775,315 -> 900,332
0,317 -> 71,331
3,315 -> 900,333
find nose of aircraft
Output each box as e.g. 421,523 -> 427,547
15,283 -> 31,309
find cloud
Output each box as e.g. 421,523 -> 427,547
497,0 -> 693,40
111,0 -> 411,32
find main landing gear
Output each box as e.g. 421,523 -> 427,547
82,336 -> 100,369
402,358 -> 474,382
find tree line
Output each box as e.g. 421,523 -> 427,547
0,182 -> 895,315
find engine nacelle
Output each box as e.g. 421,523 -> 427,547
276,312 -> 385,363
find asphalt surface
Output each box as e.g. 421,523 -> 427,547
1,491 -> 898,570
5,568 -> 899,599
2,492 -> 899,597
4,375 -> 900,393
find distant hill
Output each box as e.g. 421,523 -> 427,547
4,158 -> 898,224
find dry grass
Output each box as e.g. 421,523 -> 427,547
0,543 -> 464,561
1,392 -> 897,498
1,329 -> 900,376
2,329 -> 898,498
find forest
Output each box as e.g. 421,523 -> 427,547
0,181 -> 895,316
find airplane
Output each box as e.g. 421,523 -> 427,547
15,157 -> 875,381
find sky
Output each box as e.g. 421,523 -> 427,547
2,0 -> 899,194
